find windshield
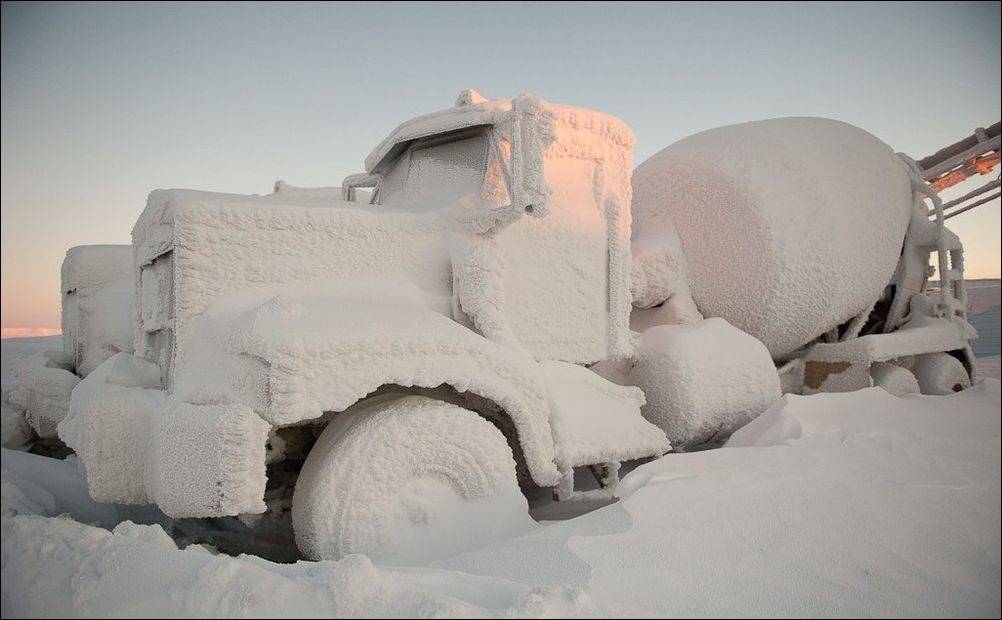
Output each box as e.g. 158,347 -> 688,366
377,128 -> 490,211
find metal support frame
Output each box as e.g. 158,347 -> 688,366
554,461 -> 622,502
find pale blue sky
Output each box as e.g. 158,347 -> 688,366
2,1 -> 1000,332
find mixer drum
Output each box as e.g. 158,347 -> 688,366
631,117 -> 913,358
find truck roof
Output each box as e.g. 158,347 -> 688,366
364,94 -> 635,174
364,98 -> 511,174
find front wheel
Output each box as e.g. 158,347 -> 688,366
292,394 -> 534,565
911,353 -> 971,395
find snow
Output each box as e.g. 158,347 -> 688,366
364,96 -> 513,174
292,394 -> 535,564
60,245 -> 132,294
168,282 -> 563,490
57,353 -> 163,505
628,318 -> 781,448
910,352 -> 971,394
869,360 -> 920,395
96,94 -> 647,519
632,117 -> 914,358
2,101 -> 998,615
628,207 -> 702,329
7,351 -> 79,438
131,188 -> 457,383
135,95 -> 636,389
2,450 -> 121,527
149,401 -> 271,518
540,361 -> 669,468
2,512 -> 593,618
0,335 -> 61,399
0,402 -> 32,450
443,383 -> 1001,617
65,276 -> 671,515
61,245 -> 134,377
5,380 -> 997,617
806,313 -> 974,366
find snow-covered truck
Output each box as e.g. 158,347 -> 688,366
9,245 -> 134,438
57,91 -> 982,563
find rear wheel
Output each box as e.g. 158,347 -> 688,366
911,353 -> 971,395
292,394 -> 533,564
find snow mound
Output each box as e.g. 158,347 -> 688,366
629,318 -> 781,447
1,401 -> 32,450
632,117 -> 913,358
7,351 -> 79,438
1,447 -> 594,617
1,513 -> 596,618
1,336 -> 62,399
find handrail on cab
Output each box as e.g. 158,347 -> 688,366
341,172 -> 381,202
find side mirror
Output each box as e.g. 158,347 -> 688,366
341,172 -> 381,203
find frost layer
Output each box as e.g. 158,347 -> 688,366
632,117 -> 913,358
133,96 -> 637,385
8,351 -> 79,438
58,353 -> 163,504
292,394 -> 535,565
629,318 -> 781,447
61,245 -> 134,377
171,282 -> 563,488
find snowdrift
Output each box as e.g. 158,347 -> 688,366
4,382 -> 999,617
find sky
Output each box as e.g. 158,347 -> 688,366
2,1 -> 1000,336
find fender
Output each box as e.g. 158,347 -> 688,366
171,284 -> 564,489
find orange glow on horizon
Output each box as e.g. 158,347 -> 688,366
1,327 -> 62,339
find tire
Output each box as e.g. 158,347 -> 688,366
869,362 -> 920,396
292,394 -> 533,564
911,353 -> 971,395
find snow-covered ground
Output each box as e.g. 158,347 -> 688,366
0,335 -> 60,399
2,336 -> 999,617
2,289 -> 999,616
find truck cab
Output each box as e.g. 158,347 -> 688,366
60,91 -> 670,565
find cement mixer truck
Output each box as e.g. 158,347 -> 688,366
55,90 -> 991,564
